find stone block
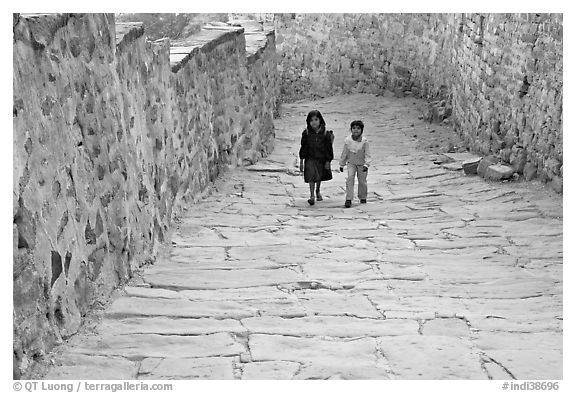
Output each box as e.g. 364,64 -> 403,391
462,157 -> 482,175
442,152 -> 481,162
44,353 -> 139,380
477,155 -> 499,178
485,164 -> 515,181
441,162 -> 463,171
421,318 -> 470,337
378,335 -> 486,379
139,357 -> 235,380
241,361 -> 300,379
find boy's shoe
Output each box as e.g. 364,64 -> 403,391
360,199 -> 367,203
344,200 -> 352,208
316,193 -> 323,201
308,198 -> 315,205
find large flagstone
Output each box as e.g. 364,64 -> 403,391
138,357 -> 236,379
144,267 -> 303,290
378,335 -> 487,379
105,296 -> 258,319
181,286 -> 295,301
241,315 -> 418,337
69,332 -> 245,359
241,361 -> 300,379
483,349 -> 562,380
249,334 -> 378,364
98,317 -> 246,336
44,354 -> 138,379
296,289 -> 382,318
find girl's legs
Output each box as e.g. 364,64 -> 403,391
308,182 -> 315,205
316,181 -> 322,201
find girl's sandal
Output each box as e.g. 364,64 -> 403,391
307,198 -> 315,205
316,193 -> 323,201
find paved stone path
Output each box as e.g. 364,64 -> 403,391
45,94 -> 562,380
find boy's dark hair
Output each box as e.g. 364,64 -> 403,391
306,110 -> 326,129
350,120 -> 364,130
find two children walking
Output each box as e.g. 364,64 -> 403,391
299,110 -> 371,208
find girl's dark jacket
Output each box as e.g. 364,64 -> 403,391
299,126 -> 334,162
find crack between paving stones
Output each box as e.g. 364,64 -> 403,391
243,314 -> 388,321
110,331 -> 248,337
461,293 -> 549,300
146,282 -> 295,291
210,228 -> 228,240
483,191 -> 518,201
245,328 -> 377,341
136,357 -> 163,377
363,294 -> 387,319
381,276 -> 426,282
229,326 -> 251,369
292,362 -> 305,379
65,352 -> 150,365
106,314 -> 256,321
513,256 -> 563,261
224,246 -> 233,261
483,354 -> 517,380
276,284 -> 295,295
478,356 -> 492,380
501,328 -> 563,333
243,328 -> 254,366
375,338 -> 396,378
64,353 -> 134,361
232,357 -> 243,379
417,319 -> 425,335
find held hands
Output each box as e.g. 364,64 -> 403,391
339,166 -> 367,172
324,162 -> 331,170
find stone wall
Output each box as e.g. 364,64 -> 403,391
274,13 -> 562,185
453,14 -> 562,186
243,22 -> 280,158
13,13 -> 278,377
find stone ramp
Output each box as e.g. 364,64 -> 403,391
45,94 -> 562,380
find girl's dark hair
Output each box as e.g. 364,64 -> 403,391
306,110 -> 326,129
350,120 -> 364,130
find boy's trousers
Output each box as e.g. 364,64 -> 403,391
345,163 -> 368,200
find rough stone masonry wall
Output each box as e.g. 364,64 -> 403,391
244,27 -> 280,159
453,14 -> 562,185
274,13 -> 562,185
13,13 -> 278,377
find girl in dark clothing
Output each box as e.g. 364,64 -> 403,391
299,110 -> 334,205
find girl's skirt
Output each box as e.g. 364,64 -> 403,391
304,159 -> 331,183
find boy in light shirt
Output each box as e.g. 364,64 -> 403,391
339,120 -> 371,208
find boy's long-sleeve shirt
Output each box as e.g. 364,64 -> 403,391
339,135 -> 371,167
